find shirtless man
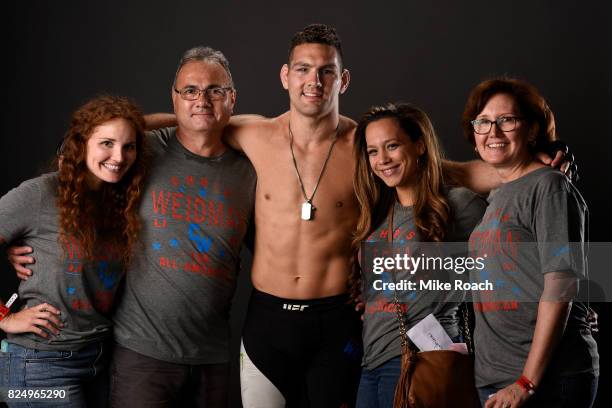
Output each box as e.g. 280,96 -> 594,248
233,25 -> 363,408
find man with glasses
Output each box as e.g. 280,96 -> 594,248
228,24 -> 364,408
108,46 -> 255,407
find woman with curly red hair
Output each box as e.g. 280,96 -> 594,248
0,95 -> 146,407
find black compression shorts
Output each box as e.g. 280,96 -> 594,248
241,289 -> 363,407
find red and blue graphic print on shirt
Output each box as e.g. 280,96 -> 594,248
63,236 -> 123,313
150,175 -> 244,278
469,207 -> 522,310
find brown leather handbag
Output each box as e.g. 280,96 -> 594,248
386,211 -> 481,408
391,307 -> 481,408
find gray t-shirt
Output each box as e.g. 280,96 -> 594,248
469,167 -> 598,388
0,173 -> 125,350
112,127 -> 256,364
361,187 -> 486,370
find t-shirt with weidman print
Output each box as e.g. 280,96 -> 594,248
112,127 -> 256,364
0,173 -> 125,350
469,167 -> 598,388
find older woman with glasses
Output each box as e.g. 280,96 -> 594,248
464,78 -> 598,408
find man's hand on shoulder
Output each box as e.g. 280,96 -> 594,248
7,245 -> 34,280
535,140 -> 578,183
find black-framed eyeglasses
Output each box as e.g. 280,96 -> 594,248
470,116 -> 522,134
174,86 -> 234,101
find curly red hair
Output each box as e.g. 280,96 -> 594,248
56,95 -> 147,265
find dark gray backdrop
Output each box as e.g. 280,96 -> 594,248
3,1 -> 611,406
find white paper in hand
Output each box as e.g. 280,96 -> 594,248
407,313 -> 453,351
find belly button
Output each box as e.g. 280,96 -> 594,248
294,276 -> 301,282
264,194 -> 271,200
336,201 -> 343,207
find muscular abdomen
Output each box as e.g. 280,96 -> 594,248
251,190 -> 357,299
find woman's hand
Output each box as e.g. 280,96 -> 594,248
485,383 -> 530,408
0,303 -> 63,338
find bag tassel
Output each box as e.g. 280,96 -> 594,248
393,343 -> 418,408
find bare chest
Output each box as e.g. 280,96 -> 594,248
253,140 -> 356,212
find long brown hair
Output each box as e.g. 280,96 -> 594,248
350,103 -> 450,300
353,102 -> 450,248
56,95 -> 147,264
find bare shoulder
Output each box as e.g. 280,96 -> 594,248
337,115 -> 357,147
340,114 -> 357,129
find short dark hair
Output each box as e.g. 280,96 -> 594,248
462,77 -> 556,152
289,24 -> 344,67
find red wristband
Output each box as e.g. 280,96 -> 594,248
516,375 -> 536,395
0,294 -> 18,322
0,303 -> 9,321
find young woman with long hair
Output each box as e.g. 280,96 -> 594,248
0,95 -> 147,407
353,102 -> 486,408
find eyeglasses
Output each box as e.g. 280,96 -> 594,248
470,116 -> 522,134
174,86 -> 234,101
